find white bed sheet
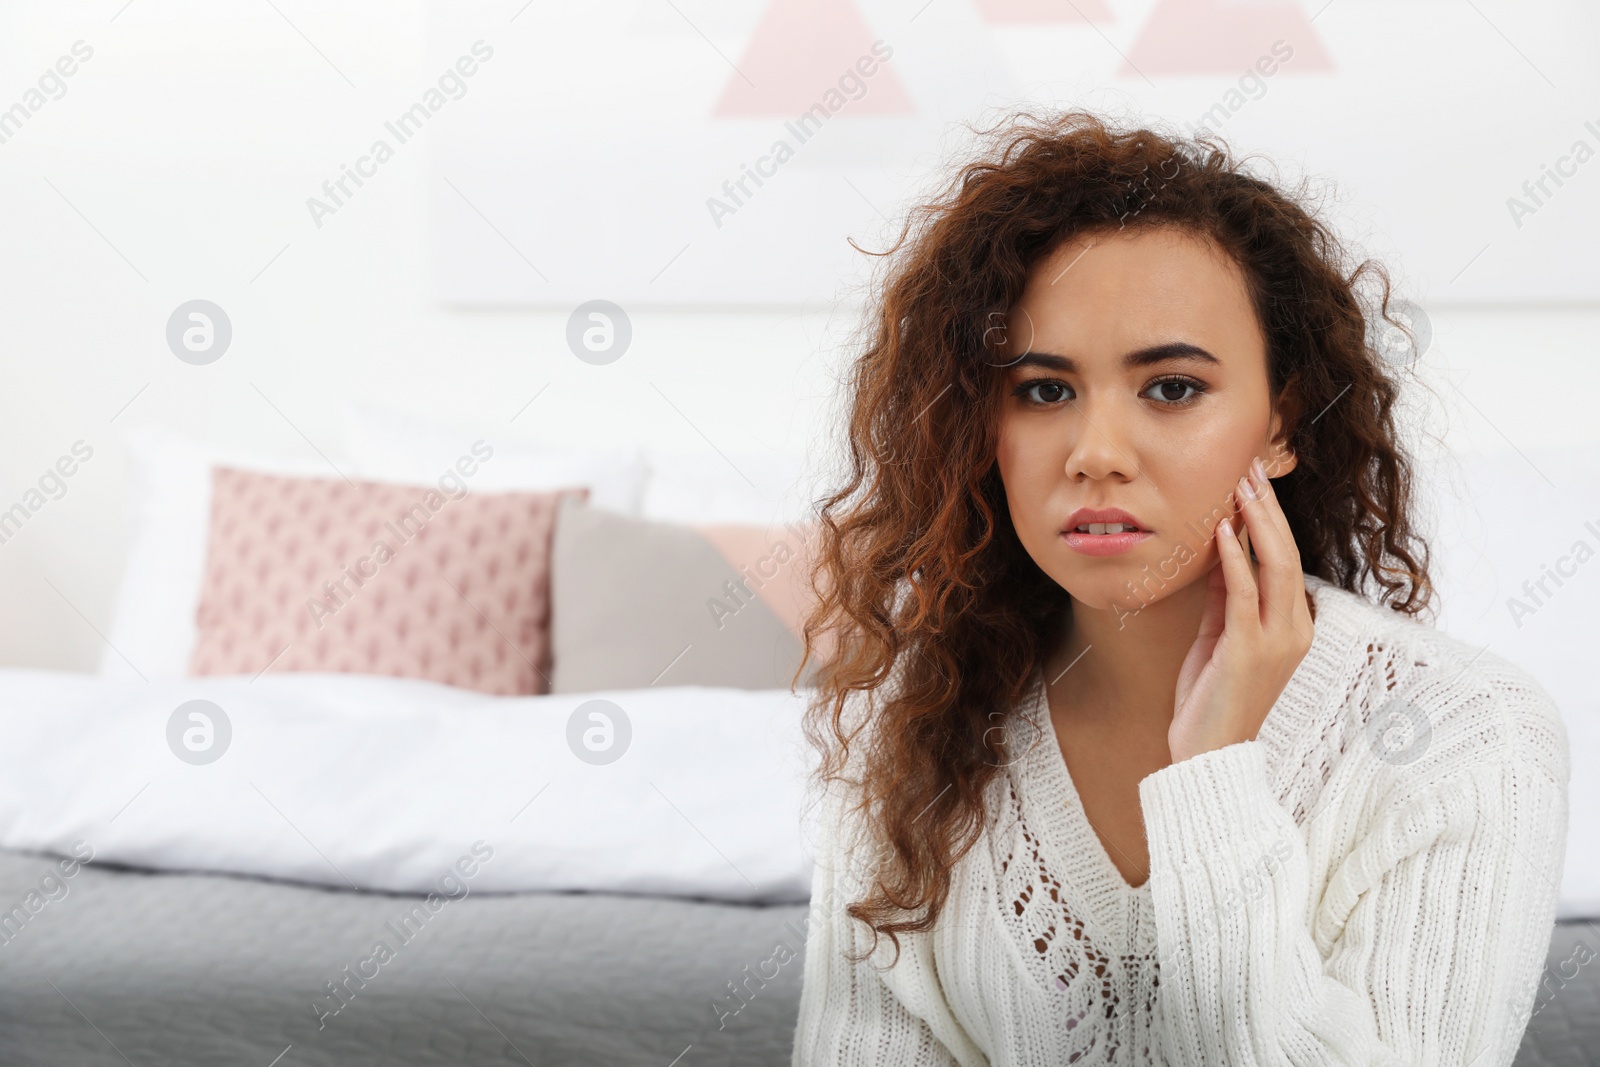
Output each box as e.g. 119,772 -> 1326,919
0,670 -> 821,903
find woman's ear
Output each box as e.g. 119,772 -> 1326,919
1263,415 -> 1297,478
1262,440 -> 1296,478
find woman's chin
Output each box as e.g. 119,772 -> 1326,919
1058,576 -> 1157,615
1057,567 -> 1201,618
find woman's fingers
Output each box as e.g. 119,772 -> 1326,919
1235,467 -> 1286,623
1248,455 -> 1300,572
1238,457 -> 1313,645
1215,514 -> 1259,638
1195,549 -> 1229,642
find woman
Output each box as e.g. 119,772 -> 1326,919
790,110 -> 1569,1065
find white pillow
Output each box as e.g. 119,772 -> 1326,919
639,444 -> 828,525
102,411 -> 652,683
342,402 -> 648,513
99,426 -> 339,681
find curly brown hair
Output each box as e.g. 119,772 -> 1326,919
792,108 -> 1434,966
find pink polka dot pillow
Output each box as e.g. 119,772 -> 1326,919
187,466 -> 585,695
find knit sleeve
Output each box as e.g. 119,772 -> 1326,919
1134,684 -> 1568,1066
790,777 -> 980,1067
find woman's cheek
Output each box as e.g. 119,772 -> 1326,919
1150,447 -> 1249,569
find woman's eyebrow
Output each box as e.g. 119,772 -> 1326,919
1123,342 -> 1221,368
1009,342 -> 1221,372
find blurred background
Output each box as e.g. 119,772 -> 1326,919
1,0 -> 1597,671
0,3 -> 1598,1064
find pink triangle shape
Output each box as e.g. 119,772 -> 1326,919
973,0 -> 1114,23
1120,0 -> 1334,77
712,0 -> 915,117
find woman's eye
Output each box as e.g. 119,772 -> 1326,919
1017,380 -> 1072,405
1142,378 -> 1203,404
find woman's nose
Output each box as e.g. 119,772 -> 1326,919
1062,396 -> 1138,481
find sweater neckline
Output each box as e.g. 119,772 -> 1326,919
1008,672 -> 1158,957
1009,573 -> 1353,944
1016,669 -> 1155,902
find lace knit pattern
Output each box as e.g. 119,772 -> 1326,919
791,574 -> 1570,1067
988,772 -> 1160,1062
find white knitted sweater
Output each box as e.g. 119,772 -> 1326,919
791,574 -> 1570,1066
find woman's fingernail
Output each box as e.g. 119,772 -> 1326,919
1251,455 -> 1267,482
1238,474 -> 1256,501
1219,518 -> 1233,537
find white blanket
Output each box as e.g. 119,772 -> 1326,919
6,665 -> 1593,917
0,670 -> 821,903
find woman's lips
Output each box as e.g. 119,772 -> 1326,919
1061,507 -> 1152,557
1060,528 -> 1154,556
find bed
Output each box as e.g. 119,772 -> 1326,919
0,846 -> 808,1066
1520,921 -> 1600,1066
0,669 -> 822,1065
3,424 -> 1592,1064
0,846 -> 1594,1066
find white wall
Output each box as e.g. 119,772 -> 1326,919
1,0 -> 1596,671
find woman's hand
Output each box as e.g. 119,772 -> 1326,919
1169,455 -> 1315,764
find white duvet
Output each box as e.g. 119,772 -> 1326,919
0,670 -> 822,903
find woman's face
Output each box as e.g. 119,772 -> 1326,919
993,224 -> 1295,617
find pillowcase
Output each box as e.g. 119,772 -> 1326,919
100,427 -> 343,681
101,418 -> 647,682
548,497 -> 831,692
187,466 -> 584,696
639,444 -> 823,524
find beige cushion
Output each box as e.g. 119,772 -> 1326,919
549,497 -> 827,692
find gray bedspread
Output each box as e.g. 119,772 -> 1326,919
0,847 -> 1593,1065
0,848 -> 807,1066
